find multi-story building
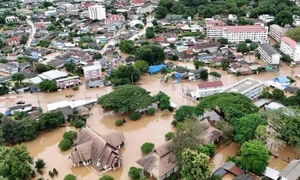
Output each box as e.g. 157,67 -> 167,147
192,81 -> 224,99
222,78 -> 263,100
104,14 -> 125,25
269,24 -> 288,43
88,5 -> 106,20
131,0 -> 145,6
206,25 -> 268,43
280,36 -> 300,62
82,62 -> 102,81
7,37 -> 21,46
258,43 -> 281,65
136,3 -> 154,14
56,76 -> 81,89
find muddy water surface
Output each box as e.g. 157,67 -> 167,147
2,61 -> 300,179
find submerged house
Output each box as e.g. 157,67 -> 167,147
70,127 -> 125,173
136,141 -> 178,180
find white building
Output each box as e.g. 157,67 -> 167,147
180,24 -> 203,32
191,81 -> 224,99
207,25 -> 268,43
280,36 -> 300,62
228,14 -> 237,22
8,104 -> 32,115
269,24 -> 288,43
82,62 -> 102,81
5,16 -> 19,23
222,78 -> 263,100
259,14 -> 275,23
88,5 -> 106,20
136,3 -> 154,14
258,43 -> 281,65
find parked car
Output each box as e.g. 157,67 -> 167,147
16,101 -> 25,104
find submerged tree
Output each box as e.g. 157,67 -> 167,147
98,85 -> 153,113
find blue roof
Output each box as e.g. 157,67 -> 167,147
148,64 -> 166,74
67,58 -> 79,63
175,72 -> 182,78
273,76 -> 290,83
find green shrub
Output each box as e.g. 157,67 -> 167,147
99,175 -> 114,180
128,167 -> 141,180
70,119 -> 86,128
141,142 -> 155,154
72,86 -> 79,91
35,158 -> 46,170
58,139 -> 73,151
147,108 -> 156,116
115,119 -> 123,126
198,143 -> 216,157
129,112 -> 142,121
63,131 -> 77,141
64,174 -> 76,180
165,132 -> 174,140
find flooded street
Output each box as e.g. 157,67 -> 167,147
1,59 -> 299,179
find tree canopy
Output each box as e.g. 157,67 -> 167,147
12,72 -> 25,83
0,145 -> 33,180
38,111 -> 64,130
232,114 -> 267,144
154,91 -> 170,110
98,85 -> 153,113
180,148 -> 210,180
195,93 -> 258,121
108,65 -> 141,86
239,140 -> 269,174
39,79 -> 58,92
35,63 -> 52,74
135,45 -> 165,65
134,60 -> 149,73
286,27 -> 300,42
119,40 -> 136,54
173,105 -> 196,123
64,174 -> 76,180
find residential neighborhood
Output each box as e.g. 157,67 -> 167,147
0,0 -> 300,180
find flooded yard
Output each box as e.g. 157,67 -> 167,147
1,60 -> 299,179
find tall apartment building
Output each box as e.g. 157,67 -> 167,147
88,5 -> 106,20
206,25 -> 268,43
269,24 -> 288,43
280,37 -> 300,62
222,78 -> 263,100
258,43 -> 281,65
82,62 -> 102,81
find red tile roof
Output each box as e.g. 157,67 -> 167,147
281,36 -> 297,49
131,0 -> 145,3
209,25 -> 267,33
7,37 -> 21,42
197,81 -> 223,89
153,37 -> 166,42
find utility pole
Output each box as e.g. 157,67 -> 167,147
36,93 -> 40,107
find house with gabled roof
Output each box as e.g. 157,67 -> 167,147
70,127 -> 125,173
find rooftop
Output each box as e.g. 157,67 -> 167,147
259,43 -> 280,56
197,81 -> 223,89
223,78 -> 262,94
281,36 -> 297,48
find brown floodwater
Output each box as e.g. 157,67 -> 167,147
1,60 -> 299,179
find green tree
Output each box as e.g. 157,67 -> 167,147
64,62 -> 76,73
35,63 -> 52,74
174,105 -> 195,122
128,167 -> 141,180
13,111 -> 28,120
216,120 -> 234,142
39,79 -> 58,92
249,43 -> 257,51
152,19 -> 158,26
237,42 -> 249,53
180,148 -> 210,180
255,125 -> 267,143
0,145 -> 33,180
37,40 -> 51,47
63,131 -> 77,141
198,143 -> 216,157
217,38 -> 228,45
42,1 -> 53,8
134,60 -> 149,73
286,27 -> 300,42
232,114 -> 267,144
193,60 -> 204,70
275,10 -> 293,26
12,72 -> 25,83
239,140 -> 269,174
20,36 -> 28,45
169,119 -> 204,164
108,65 -> 141,86
154,91 -> 170,110
200,69 -> 208,81
135,45 -> 165,65
255,52 -> 261,59
145,27 -> 155,39
38,111 -> 64,130
154,6 -> 168,19
119,40 -> 136,54
261,87 -> 271,99
35,159 -> 46,170
64,174 -> 76,180
165,132 -> 174,140
195,93 -> 258,121
58,139 -> 73,151
0,58 -> 7,63
98,85 -> 153,113
141,142 -> 155,154
93,53 -> 102,60
272,88 -> 285,101
0,125 -> 4,144
99,175 -> 114,180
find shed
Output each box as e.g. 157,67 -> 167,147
284,86 -> 299,94
254,99 -> 271,108
273,76 -> 290,84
